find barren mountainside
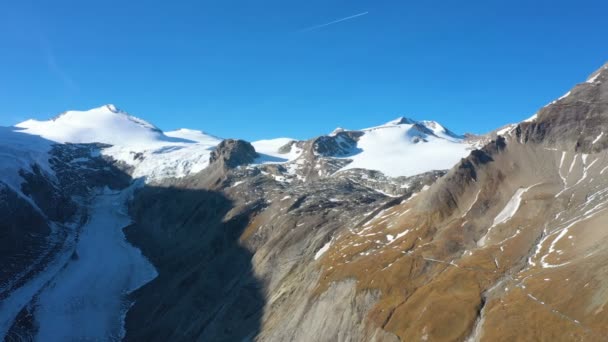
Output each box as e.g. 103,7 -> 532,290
1,63 -> 608,341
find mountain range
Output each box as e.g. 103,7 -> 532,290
0,62 -> 607,341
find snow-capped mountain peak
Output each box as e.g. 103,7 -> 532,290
105,103 -> 120,113
329,127 -> 346,136
14,105 -> 224,182
11,104 -> 474,181
337,118 -> 471,177
16,105 -> 171,147
419,120 -> 464,141
384,116 -> 417,126
363,117 -> 462,141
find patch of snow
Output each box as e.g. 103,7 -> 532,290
557,91 -> 572,101
492,188 -> 528,226
592,132 -> 604,145
544,91 -> 572,108
461,188 -> 481,218
251,138 -> 301,164
587,72 -> 602,83
387,230 -> 410,245
315,239 -> 333,260
523,114 -> 537,123
329,127 -> 346,136
478,184 -> 540,247
165,128 -> 221,145
496,124 -> 516,136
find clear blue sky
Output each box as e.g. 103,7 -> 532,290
1,0 -> 607,140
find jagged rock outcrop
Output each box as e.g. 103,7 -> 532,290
517,64 -> 608,153
209,139 -> 258,169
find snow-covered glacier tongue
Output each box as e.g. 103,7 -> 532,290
32,185 -> 157,341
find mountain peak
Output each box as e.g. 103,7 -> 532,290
329,127 -> 346,136
16,105 -> 168,146
104,104 -> 121,113
385,116 -> 417,126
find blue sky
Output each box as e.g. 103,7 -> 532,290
1,0 -> 607,140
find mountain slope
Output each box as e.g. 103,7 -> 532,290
309,62 -> 608,341
2,63 -> 608,341
120,62 -> 608,341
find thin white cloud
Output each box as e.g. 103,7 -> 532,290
4,4 -> 79,92
39,37 -> 78,92
298,11 -> 369,33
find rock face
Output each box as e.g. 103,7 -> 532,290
3,63 -> 608,341
0,183 -> 51,288
209,139 -> 258,169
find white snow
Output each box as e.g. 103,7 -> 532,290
558,91 -> 572,101
496,124 -> 516,136
15,105 -> 222,182
165,128 -> 221,145
543,90 -> 572,108
492,188 -> 528,227
337,121 -> 470,177
523,114 -> 537,123
385,117 -> 416,126
419,120 -> 463,142
0,224 -> 77,339
461,188 -> 481,218
587,72 -> 602,83
32,185 -> 157,341
315,239 -> 333,260
592,132 -> 604,145
252,138 -> 301,164
0,126 -> 55,204
247,116 -> 472,178
16,105 -> 169,147
387,230 -> 410,245
329,127 -> 346,136
478,184 -> 540,247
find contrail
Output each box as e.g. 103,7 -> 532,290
298,11 -> 369,32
